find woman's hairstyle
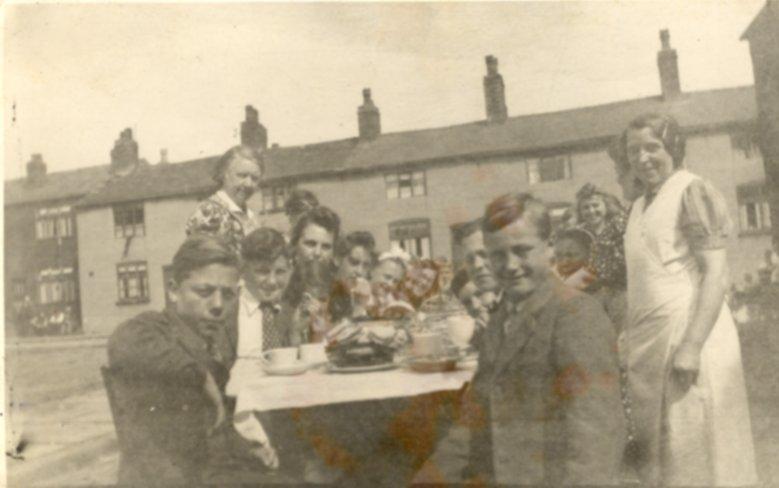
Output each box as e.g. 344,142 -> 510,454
284,189 -> 319,218
284,258 -> 336,307
574,183 -> 627,223
450,218 -> 483,246
335,231 -> 376,260
241,227 -> 290,264
171,235 -> 239,283
482,193 -> 551,241
401,259 -> 441,309
211,145 -> 264,186
609,113 -> 686,172
290,206 -> 341,247
553,227 -> 595,254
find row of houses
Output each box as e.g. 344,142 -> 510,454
5,12 -> 777,336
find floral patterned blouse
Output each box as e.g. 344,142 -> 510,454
185,190 -> 258,255
582,212 -> 628,289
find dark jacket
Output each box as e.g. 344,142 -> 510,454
466,275 -> 626,485
107,309 -> 237,486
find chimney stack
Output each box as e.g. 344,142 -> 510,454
358,88 -> 381,140
26,153 -> 47,185
110,128 -> 140,176
484,55 -> 508,123
159,148 -> 168,164
657,29 -> 681,99
240,105 -> 268,150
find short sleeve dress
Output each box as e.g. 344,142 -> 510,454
622,169 -> 756,486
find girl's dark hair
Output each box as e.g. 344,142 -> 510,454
212,145 -> 264,186
171,235 -> 239,284
335,231 -> 376,259
482,193 -> 551,241
574,183 -> 627,224
609,113 -> 686,173
290,206 -> 341,247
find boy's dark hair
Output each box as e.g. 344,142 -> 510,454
482,193 -> 551,241
290,206 -> 341,247
284,189 -> 319,218
449,269 -> 471,298
241,227 -> 289,263
171,235 -> 239,283
335,231 -> 376,259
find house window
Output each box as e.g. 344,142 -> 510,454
730,129 -> 759,159
527,155 -> 572,184
737,183 -> 771,234
389,218 -> 431,259
117,262 -> 150,304
35,206 -> 73,239
385,170 -> 426,199
113,204 -> 145,238
260,185 -> 293,214
38,268 -> 77,304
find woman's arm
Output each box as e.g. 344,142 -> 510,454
673,247 -> 729,384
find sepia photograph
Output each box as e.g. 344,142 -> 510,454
3,1 -> 778,486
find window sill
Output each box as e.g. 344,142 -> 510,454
738,228 -> 772,237
116,298 -> 150,306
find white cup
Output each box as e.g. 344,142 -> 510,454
446,315 -> 475,349
264,347 -> 299,367
299,343 -> 327,364
411,331 -> 444,357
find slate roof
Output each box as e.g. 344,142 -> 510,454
4,164 -> 111,207
8,85 -> 758,209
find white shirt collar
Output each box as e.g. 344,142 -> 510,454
239,283 -> 262,316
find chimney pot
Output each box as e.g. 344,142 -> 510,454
26,153 -> 47,184
657,29 -> 681,99
160,149 -> 168,164
240,105 -> 268,150
483,55 -> 508,123
358,87 -> 381,140
110,128 -> 140,176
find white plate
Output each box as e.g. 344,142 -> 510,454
263,361 -> 309,376
326,362 -> 399,374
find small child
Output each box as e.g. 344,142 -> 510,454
553,228 -> 596,291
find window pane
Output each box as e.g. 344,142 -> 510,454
399,174 -> 413,198
412,172 -> 425,196
386,176 -> 399,200
539,156 -> 566,182
40,283 -> 48,304
528,160 -> 540,185
746,203 -> 758,229
762,202 -> 772,229
419,237 -> 431,259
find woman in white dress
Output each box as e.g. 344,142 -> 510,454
612,113 -> 757,486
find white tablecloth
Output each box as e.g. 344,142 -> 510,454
229,359 -> 474,414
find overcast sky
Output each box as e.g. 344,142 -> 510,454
3,1 -> 765,180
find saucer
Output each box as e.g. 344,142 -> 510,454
263,361 -> 309,376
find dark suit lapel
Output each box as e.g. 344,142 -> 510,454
490,276 -> 557,379
165,309 -> 213,367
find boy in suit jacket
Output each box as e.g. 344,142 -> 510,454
464,193 -> 626,485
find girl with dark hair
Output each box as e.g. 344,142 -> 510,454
618,113 -> 756,486
186,145 -> 263,255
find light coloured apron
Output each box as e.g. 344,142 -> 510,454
622,170 -> 757,486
